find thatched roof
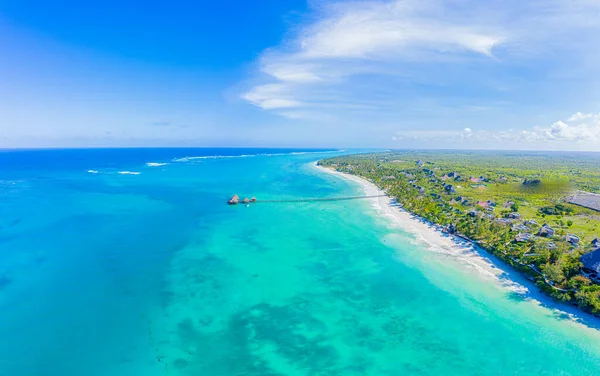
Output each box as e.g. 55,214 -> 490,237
581,249 -> 600,273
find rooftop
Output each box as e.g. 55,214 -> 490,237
569,191 -> 600,212
581,249 -> 600,273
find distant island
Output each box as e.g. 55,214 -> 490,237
319,151 -> 600,316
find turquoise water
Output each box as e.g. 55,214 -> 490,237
1,149 -> 600,375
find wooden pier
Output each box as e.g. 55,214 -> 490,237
227,194 -> 387,205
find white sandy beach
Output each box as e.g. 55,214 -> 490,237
314,162 -> 600,328
314,162 -> 501,276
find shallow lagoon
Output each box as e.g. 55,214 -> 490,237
1,149 -> 599,375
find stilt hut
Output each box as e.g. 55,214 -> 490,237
228,195 -> 239,205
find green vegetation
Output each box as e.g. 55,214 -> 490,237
320,151 -> 600,315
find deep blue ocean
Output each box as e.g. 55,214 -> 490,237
1,148 -> 600,376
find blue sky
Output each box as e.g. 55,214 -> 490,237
1,0 -> 600,150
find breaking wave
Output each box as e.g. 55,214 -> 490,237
173,150 -> 339,163
146,162 -> 169,167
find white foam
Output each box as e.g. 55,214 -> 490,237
118,171 -> 141,175
87,170 -> 99,174
173,150 -> 341,163
173,154 -> 255,162
146,162 -> 168,167
0,179 -> 21,186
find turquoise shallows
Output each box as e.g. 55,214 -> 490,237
0,148 -> 599,375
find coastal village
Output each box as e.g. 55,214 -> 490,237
320,152 -> 600,315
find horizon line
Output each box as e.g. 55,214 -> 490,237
1,146 -> 600,154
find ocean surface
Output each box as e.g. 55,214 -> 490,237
1,148 -> 600,376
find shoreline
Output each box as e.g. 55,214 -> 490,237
313,162 -> 600,330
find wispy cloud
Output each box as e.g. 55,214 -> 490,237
243,0 -> 508,114
296,1 -> 504,59
242,84 -> 305,109
241,0 -> 600,143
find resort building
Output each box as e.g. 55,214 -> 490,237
538,224 -> 556,237
228,194 -> 240,205
512,224 -> 530,232
444,224 -> 457,234
503,200 -> 515,208
444,184 -> 456,193
568,191 -> 600,212
566,234 -> 581,245
477,200 -> 495,210
581,249 -> 600,275
515,233 -> 533,243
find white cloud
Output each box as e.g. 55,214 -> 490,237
536,114 -> 600,141
242,0 -> 511,116
393,112 -> 600,145
241,0 -> 600,132
262,62 -> 324,83
242,84 -> 304,109
567,112 -> 594,122
297,1 -> 504,59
